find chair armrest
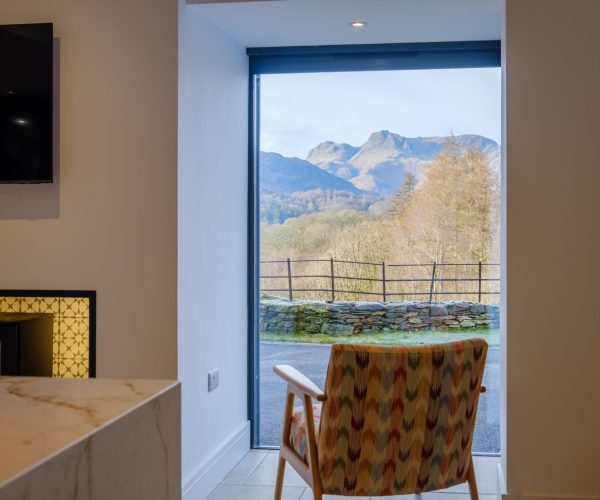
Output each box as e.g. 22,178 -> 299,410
273,365 -> 327,402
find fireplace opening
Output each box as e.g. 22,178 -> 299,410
0,313 -> 53,376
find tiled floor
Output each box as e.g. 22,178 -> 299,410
208,450 -> 500,500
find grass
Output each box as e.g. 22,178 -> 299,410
260,328 -> 499,347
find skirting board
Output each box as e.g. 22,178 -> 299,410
182,421 -> 250,500
502,495 -> 600,500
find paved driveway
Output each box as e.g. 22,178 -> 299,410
259,342 -> 499,454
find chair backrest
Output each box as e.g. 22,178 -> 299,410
317,339 -> 488,496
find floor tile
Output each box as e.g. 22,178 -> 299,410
222,451 -> 269,485
300,491 -> 370,500
444,456 -> 500,495
300,492 -> 499,500
245,451 -> 307,487
412,495 -> 498,500
212,450 -> 500,500
207,484 -> 305,500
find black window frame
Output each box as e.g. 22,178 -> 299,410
247,40 -> 501,448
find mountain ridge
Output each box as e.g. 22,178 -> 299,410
259,132 -> 500,224
304,131 -> 500,195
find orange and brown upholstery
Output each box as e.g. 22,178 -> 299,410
276,339 -> 487,499
289,403 -> 321,461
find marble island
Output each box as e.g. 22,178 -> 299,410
0,377 -> 181,500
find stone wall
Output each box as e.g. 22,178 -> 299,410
259,297 -> 499,335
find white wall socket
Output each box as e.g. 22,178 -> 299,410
208,369 -> 219,392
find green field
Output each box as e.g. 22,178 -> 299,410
260,328 -> 499,347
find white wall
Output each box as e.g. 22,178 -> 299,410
503,1 -> 600,498
178,2 -> 249,498
0,0 -> 178,379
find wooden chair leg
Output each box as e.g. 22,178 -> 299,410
274,454 -> 286,500
467,455 -> 479,500
275,389 -> 296,500
303,395 -> 323,500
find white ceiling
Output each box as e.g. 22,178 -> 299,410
187,0 -> 502,48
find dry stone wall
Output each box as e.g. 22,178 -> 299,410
259,297 -> 499,335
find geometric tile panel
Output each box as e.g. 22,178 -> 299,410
0,295 -> 92,378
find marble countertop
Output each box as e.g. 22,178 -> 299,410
0,377 -> 178,488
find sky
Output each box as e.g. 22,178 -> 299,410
260,67 -> 501,159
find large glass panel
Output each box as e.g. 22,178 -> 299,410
257,68 -> 501,453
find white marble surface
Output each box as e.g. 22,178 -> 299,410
0,377 -> 181,500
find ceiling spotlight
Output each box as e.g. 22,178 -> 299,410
350,21 -> 367,28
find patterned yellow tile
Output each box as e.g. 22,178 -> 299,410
73,363 -> 89,378
38,297 -> 61,314
60,298 -> 90,318
60,317 -> 77,337
0,297 -> 21,312
63,338 -> 89,357
21,297 -> 41,313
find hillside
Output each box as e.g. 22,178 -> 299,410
260,151 -> 363,194
260,189 -> 380,225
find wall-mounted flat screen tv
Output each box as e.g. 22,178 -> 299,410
0,23 -> 53,183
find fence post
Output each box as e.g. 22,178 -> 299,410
287,258 -> 293,301
429,261 -> 437,303
330,258 -> 335,302
382,262 -> 387,303
478,261 -> 482,303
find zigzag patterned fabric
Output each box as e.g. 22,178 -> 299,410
317,339 -> 488,496
290,403 -> 322,461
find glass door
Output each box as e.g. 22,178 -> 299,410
250,50 -> 501,455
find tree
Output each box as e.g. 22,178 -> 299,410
387,172 -> 418,218
387,136 -> 500,297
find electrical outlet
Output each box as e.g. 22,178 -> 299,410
208,369 -> 219,392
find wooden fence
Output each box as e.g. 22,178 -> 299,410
260,258 -> 500,303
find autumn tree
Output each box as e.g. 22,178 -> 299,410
385,137 -> 499,298
387,172 -> 418,218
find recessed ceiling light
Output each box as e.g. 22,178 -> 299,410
350,21 -> 367,28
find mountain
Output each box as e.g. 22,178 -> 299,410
258,132 -> 500,224
305,141 -> 359,180
260,151 -> 363,194
350,130 -> 448,168
306,131 -> 500,196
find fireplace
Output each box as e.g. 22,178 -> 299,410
0,291 -> 96,378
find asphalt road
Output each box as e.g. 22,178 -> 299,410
259,343 -> 499,454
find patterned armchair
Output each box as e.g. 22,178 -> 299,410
273,339 -> 488,500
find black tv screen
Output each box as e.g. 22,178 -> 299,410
0,23 -> 53,183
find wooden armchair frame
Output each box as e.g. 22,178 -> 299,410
272,364 -> 486,500
273,365 -> 326,500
